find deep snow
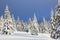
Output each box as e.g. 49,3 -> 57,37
0,31 -> 59,40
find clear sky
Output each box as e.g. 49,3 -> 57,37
0,0 -> 57,22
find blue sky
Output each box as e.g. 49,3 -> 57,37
0,0 -> 57,22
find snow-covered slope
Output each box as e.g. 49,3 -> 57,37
0,31 -> 59,40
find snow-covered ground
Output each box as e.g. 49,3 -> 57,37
0,31 -> 59,40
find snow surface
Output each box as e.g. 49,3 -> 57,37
0,31 -> 59,40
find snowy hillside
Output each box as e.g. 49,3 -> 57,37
0,32 -> 59,40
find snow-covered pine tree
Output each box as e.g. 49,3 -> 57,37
50,0 -> 60,39
16,16 -> 23,31
12,14 -> 16,31
31,13 -> 39,35
27,17 -> 32,34
20,20 -> 28,32
0,16 -> 4,33
43,17 -> 49,33
2,5 -> 16,35
39,17 -> 51,33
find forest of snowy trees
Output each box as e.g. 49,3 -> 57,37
0,5 -> 52,35
0,0 -> 60,39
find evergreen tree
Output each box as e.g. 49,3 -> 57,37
2,5 -> 16,35
50,0 -> 60,38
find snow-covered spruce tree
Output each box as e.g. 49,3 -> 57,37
39,18 -> 46,33
2,5 -> 16,35
39,17 -> 51,33
43,17 -> 51,33
11,14 -> 16,31
16,16 -> 23,31
27,13 -> 39,35
31,13 -> 39,35
0,16 -> 4,33
20,20 -> 26,32
23,22 -> 28,32
16,18 -> 28,32
27,17 -> 32,34
39,22 -> 44,33
50,0 -> 60,39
